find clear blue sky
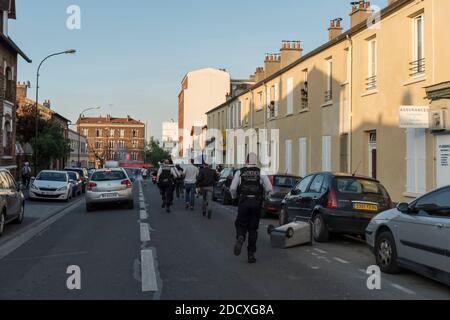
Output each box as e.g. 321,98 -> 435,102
11,0 -> 386,139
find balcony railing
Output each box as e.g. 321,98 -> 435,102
409,58 -> 426,77
324,90 -> 333,102
366,75 -> 377,91
301,97 -> 308,110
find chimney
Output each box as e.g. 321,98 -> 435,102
16,82 -> 27,101
328,18 -> 343,40
254,67 -> 266,83
43,99 -> 51,109
280,41 -> 302,69
264,53 -> 281,78
350,1 -> 373,29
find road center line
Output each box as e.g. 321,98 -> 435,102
141,249 -> 158,292
391,284 -> 416,295
140,210 -> 148,220
140,223 -> 151,242
333,257 -> 350,264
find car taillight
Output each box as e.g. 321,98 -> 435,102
87,182 -> 97,191
388,198 -> 396,209
327,189 -> 338,209
122,179 -> 132,188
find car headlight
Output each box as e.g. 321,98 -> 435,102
58,186 -> 68,191
31,184 -> 39,190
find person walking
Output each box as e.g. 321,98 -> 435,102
230,153 -> 273,264
183,160 -> 199,210
175,164 -> 185,199
22,162 -> 32,189
196,162 -> 218,219
141,166 -> 149,186
157,160 -> 180,213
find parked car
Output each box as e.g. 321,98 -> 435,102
66,171 -> 82,197
0,169 -> 25,237
263,175 -> 301,216
85,168 -> 134,212
366,186 -> 450,286
213,167 -> 237,205
64,168 -> 89,193
279,172 -> 394,242
29,171 -> 73,202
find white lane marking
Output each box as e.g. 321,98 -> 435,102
359,269 -> 367,274
141,249 -> 158,292
140,210 -> 148,220
333,257 -> 350,264
314,248 -> 327,254
140,223 -> 151,242
310,266 -> 320,270
391,284 -> 416,295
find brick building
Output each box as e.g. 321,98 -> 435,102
0,0 -> 31,175
77,115 -> 146,168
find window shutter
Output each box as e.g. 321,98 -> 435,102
416,129 -> 427,194
299,138 -> 307,177
287,77 -> 294,115
285,140 -> 292,174
274,83 -> 279,117
322,136 -> 331,172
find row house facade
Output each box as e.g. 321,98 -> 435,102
206,0 -> 450,203
77,115 -> 146,168
0,0 -> 31,175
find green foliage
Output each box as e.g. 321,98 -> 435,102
35,122 -> 71,168
145,137 -> 171,167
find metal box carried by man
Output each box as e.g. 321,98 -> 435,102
268,218 -> 313,249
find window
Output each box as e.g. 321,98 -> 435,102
110,129 -> 115,138
301,70 -> 308,110
109,141 -> 115,149
83,129 -> 89,137
96,129 -> 102,137
132,129 -> 139,138
309,175 -> 325,193
322,136 -> 332,172
406,129 -> 426,195
120,129 -> 125,138
295,175 -> 314,194
299,138 -> 307,177
268,84 -> 279,118
286,77 -> 294,115
367,38 -> 377,90
95,141 -> 102,149
411,14 -> 425,76
325,59 -> 333,102
415,188 -> 450,218
285,140 -> 292,174
257,91 -> 264,111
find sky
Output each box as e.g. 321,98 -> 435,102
11,0 -> 386,139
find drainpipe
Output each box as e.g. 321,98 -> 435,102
346,34 -> 353,173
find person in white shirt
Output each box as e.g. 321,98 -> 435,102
183,159 -> 199,210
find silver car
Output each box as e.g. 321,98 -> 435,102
366,186 -> 450,286
0,169 -> 25,237
85,168 -> 134,212
29,171 -> 73,202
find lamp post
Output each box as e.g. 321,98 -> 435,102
77,106 -> 101,167
34,49 -> 76,175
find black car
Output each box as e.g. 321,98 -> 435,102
279,172 -> 394,242
64,168 -> 89,193
213,167 -> 238,205
263,175 -> 301,216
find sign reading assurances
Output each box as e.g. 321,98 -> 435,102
436,136 -> 450,188
399,106 -> 430,129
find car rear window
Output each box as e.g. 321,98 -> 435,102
273,176 -> 299,188
336,178 -> 387,196
91,171 -> 127,182
37,172 -> 67,182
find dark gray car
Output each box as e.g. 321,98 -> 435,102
0,169 -> 25,237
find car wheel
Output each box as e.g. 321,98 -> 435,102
0,211 -> 5,237
375,231 -> 401,274
279,207 -> 288,226
127,201 -> 135,210
13,204 -> 25,224
312,213 -> 330,242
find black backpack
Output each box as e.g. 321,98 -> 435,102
159,168 -> 174,187
238,167 -> 263,200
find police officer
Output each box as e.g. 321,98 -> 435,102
230,153 -> 273,264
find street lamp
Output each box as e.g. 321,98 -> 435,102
77,106 -> 101,167
34,49 -> 77,175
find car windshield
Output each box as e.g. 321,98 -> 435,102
273,176 -> 299,188
37,172 -> 67,182
91,171 -> 127,182
336,178 -> 386,196
67,172 -> 78,180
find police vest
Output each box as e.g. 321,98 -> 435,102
238,167 -> 263,200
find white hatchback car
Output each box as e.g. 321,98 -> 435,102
29,171 -> 73,202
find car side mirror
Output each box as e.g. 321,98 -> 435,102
291,189 -> 299,196
397,203 -> 410,214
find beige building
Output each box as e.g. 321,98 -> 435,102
178,68 -> 231,157
206,0 -> 450,203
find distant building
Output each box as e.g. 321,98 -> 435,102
68,129 -> 88,168
161,121 -> 178,154
0,0 -> 32,176
77,115 -> 146,168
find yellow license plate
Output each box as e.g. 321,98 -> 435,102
354,203 -> 378,212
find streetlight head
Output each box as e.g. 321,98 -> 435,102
65,49 -> 77,54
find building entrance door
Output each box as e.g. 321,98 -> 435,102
368,132 -> 377,179
436,135 -> 450,188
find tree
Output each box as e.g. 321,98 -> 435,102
145,137 -> 170,167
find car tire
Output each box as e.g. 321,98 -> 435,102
0,211 -> 5,237
13,204 -> 25,225
312,213 -> 330,243
127,201 -> 135,210
279,206 -> 288,226
375,231 -> 401,274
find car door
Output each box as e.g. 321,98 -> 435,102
300,174 -> 326,218
286,175 -> 314,219
395,187 -> 450,273
0,172 -> 18,220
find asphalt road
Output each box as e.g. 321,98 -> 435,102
0,180 -> 448,300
